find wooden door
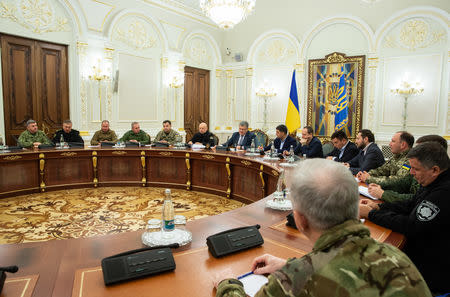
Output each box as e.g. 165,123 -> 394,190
184,66 -> 210,142
1,34 -> 69,145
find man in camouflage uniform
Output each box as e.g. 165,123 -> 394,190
90,120 -> 118,145
154,120 -> 180,145
357,131 -> 414,184
18,119 -> 52,148
119,122 -> 150,144
367,135 -> 447,203
215,159 -> 431,297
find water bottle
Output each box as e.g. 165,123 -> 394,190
250,138 -> 255,153
270,142 -> 275,156
59,134 -> 64,148
162,189 -> 175,232
288,145 -> 294,162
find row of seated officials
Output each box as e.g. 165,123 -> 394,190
13,118 -> 450,295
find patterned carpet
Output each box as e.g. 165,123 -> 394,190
0,187 -> 245,244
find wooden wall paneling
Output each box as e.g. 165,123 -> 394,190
1,35 -> 36,145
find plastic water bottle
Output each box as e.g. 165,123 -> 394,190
60,134 -> 64,148
162,189 -> 175,232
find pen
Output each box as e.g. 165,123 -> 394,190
237,271 -> 254,280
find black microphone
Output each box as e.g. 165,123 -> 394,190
0,266 -> 18,273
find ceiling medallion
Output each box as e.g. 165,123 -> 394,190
200,0 -> 256,30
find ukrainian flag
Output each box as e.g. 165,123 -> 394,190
285,70 -> 301,133
335,67 -> 349,131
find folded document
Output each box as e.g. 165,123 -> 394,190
358,186 -> 378,200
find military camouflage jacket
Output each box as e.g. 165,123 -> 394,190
216,220 -> 431,297
18,130 -> 52,148
378,174 -> 420,203
90,130 -> 118,145
119,130 -> 150,144
366,150 -> 410,184
154,129 -> 180,144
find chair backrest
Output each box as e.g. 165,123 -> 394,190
322,141 -> 334,156
212,134 -> 219,146
381,144 -> 393,160
252,129 -> 268,147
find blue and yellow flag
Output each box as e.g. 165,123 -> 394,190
335,67 -> 348,131
285,70 -> 301,133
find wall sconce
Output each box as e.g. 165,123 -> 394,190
256,80 -> 277,132
390,79 -> 424,130
88,59 -> 111,120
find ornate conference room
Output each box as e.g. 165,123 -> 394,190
0,0 -> 449,296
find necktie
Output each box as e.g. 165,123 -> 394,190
238,135 -> 244,146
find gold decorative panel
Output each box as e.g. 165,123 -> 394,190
0,0 -> 69,34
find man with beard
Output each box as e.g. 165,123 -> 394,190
344,129 -> 384,175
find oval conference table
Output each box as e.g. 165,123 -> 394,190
0,146 -> 404,297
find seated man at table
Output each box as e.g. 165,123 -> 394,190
188,122 -> 215,147
359,142 -> 449,294
344,129 -> 385,175
325,129 -> 358,162
356,131 -> 414,184
366,135 -> 447,203
263,124 -> 296,154
52,120 -> 84,145
154,120 -> 180,145
18,119 -> 52,148
223,121 -> 255,149
215,159 -> 431,297
293,126 -> 323,158
119,121 -> 150,144
90,120 -> 118,145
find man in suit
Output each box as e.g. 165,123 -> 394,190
294,126 -> 323,158
263,124 -> 296,154
53,120 -> 84,145
344,129 -> 384,175
325,129 -> 358,162
223,121 -> 255,149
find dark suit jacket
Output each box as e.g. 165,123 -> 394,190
348,143 -> 385,175
190,131 -> 215,147
294,136 -> 323,158
264,135 -> 297,153
326,140 -> 359,162
52,129 -> 84,144
223,131 -> 255,148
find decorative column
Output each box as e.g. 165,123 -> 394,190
256,81 -> 277,132
367,56 -> 379,131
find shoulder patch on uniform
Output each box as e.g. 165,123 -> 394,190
416,200 -> 440,222
401,163 -> 411,170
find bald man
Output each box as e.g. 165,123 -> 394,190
188,122 -> 215,147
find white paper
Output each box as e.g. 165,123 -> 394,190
239,274 -> 268,297
87,145 -> 99,148
358,186 -> 378,200
191,144 -> 205,149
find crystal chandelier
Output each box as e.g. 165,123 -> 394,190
200,0 -> 256,30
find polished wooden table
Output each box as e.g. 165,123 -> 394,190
0,147 -> 405,297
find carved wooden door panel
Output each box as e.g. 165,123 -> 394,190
184,66 -> 210,142
1,34 -> 69,144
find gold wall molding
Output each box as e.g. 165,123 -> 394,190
183,37 -> 212,66
114,20 -> 157,50
0,0 -> 69,34
257,39 -> 295,64
383,18 -> 446,51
